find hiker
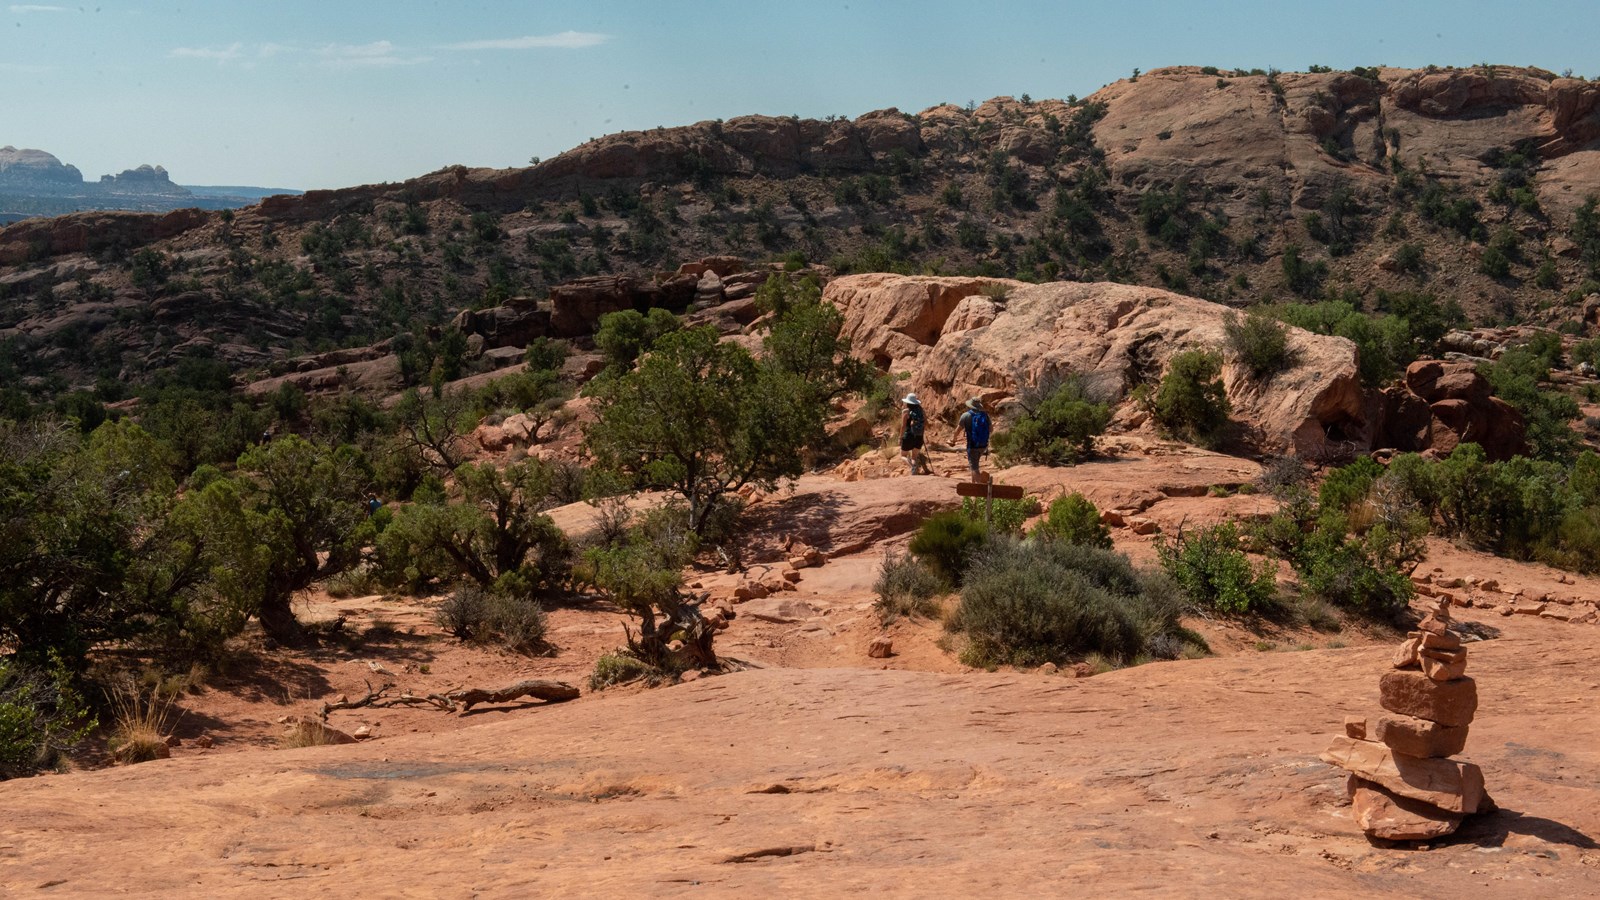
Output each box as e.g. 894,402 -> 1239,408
366,494 -> 382,517
954,397 -> 991,482
899,392 -> 926,475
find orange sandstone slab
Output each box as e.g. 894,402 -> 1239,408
1321,736 -> 1485,814
1348,775 -> 1464,841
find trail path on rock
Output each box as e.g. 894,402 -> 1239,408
5,628 -> 1598,897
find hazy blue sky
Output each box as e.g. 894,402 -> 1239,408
4,1 -> 1596,190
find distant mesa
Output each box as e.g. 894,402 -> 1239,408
0,144 -> 298,220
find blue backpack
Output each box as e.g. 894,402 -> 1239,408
905,405 -> 924,439
966,410 -> 991,448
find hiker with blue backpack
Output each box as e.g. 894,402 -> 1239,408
954,397 -> 991,482
900,393 -> 927,475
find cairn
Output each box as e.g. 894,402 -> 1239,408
1321,599 -> 1494,841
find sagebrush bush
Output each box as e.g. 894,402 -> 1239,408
1224,309 -> 1293,379
949,539 -> 1189,667
908,511 -> 990,584
1030,493 -> 1112,549
1156,522 -> 1277,614
992,375 -> 1110,466
1152,350 -> 1230,445
434,582 -> 548,652
873,551 -> 945,623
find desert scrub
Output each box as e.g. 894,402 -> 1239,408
107,679 -> 178,765
1029,493 -> 1112,549
1152,350 -> 1230,446
1156,521 -> 1277,614
588,652 -> 660,691
0,658 -> 94,780
959,496 -> 1037,534
948,538 -> 1191,668
908,511 -> 990,584
434,582 -> 548,653
1224,309 -> 1293,379
873,551 -> 945,623
992,374 -> 1110,466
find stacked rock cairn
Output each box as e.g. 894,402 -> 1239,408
1321,599 -> 1494,841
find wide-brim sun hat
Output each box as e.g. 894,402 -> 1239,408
903,393 -> 920,405
966,397 -> 984,409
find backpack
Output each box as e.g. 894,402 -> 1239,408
966,410 -> 991,448
905,405 -> 924,439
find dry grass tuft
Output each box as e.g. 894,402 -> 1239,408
108,680 -> 179,765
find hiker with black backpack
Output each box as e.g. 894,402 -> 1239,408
900,393 -> 927,475
954,397 -> 991,482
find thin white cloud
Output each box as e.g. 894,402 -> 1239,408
315,41 -> 431,68
169,42 -> 244,63
167,39 -> 429,69
8,4 -> 67,12
0,61 -> 54,72
443,30 -> 611,51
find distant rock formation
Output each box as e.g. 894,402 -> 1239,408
0,146 -> 84,186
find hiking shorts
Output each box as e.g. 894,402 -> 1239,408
901,433 -> 924,452
967,445 -> 986,470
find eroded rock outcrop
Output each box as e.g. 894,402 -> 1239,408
1372,360 -> 1527,460
825,274 -> 1365,458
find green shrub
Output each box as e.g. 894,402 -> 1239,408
594,307 -> 681,372
1153,350 -> 1230,445
1224,309 -> 1294,379
960,496 -> 1036,535
0,657 -> 94,780
1318,456 -> 1383,516
873,551 -> 945,623
1156,522 -> 1276,614
908,511 -> 990,585
992,375 -> 1111,465
1295,529 -> 1413,619
1030,493 -> 1112,549
588,652 -> 659,690
1481,347 -> 1580,462
949,539 -> 1189,667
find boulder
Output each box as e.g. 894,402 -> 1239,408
1378,672 -> 1478,727
868,636 -> 894,659
1349,776 -> 1464,841
1372,360 -> 1528,460
1373,715 -> 1470,758
1321,736 -> 1486,814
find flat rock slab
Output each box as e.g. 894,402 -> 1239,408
1379,671 -> 1478,727
1322,736 -> 1485,814
1349,775 -> 1464,841
739,597 -> 820,624
1374,714 -> 1470,759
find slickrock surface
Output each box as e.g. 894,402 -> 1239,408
4,631 -> 1599,896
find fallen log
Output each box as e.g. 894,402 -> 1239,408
315,678 -> 580,721
442,679 -> 580,712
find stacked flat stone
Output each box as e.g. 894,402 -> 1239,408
1320,600 -> 1494,841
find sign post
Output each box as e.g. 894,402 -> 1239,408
955,479 -> 1026,527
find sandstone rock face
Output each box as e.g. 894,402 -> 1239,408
825,274 -> 1365,458
452,299 -> 551,350
1381,360 -> 1528,460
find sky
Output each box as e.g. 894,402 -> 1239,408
3,0 -> 1598,191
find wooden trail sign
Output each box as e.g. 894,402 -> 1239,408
956,479 -> 1026,528
955,482 -> 1025,500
